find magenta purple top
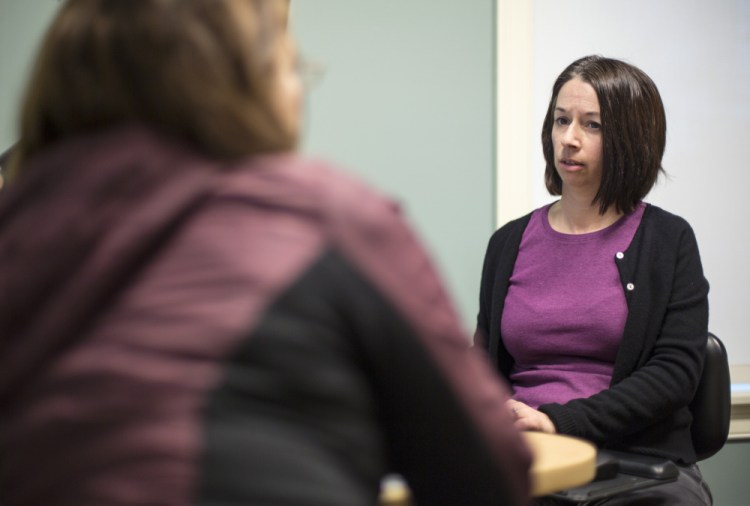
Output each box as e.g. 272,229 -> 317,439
501,202 -> 646,408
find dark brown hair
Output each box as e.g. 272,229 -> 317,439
8,0 -> 293,180
541,55 -> 666,214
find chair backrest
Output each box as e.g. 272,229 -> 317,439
550,332 -> 731,502
689,332 -> 731,461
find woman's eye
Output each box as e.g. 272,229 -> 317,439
554,117 -> 569,126
587,121 -> 601,130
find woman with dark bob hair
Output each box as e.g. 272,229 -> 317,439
476,55 -> 711,505
0,1 -> 532,505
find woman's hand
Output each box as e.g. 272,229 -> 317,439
507,400 -> 557,434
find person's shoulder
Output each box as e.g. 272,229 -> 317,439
641,203 -> 694,232
638,203 -> 703,254
222,154 -> 406,238
486,209 -> 535,247
497,211 -> 535,232
286,156 -> 403,231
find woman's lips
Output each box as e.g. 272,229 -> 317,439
559,159 -> 584,171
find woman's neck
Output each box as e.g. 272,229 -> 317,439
548,195 -> 622,235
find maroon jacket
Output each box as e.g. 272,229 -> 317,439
0,127 -> 531,506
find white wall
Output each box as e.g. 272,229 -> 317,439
499,0 -> 750,364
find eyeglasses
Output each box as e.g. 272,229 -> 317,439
297,55 -> 326,89
0,145 -> 15,190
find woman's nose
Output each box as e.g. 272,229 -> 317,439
562,124 -> 581,147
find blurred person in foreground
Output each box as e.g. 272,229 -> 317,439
0,1 -> 531,505
0,144 -> 16,189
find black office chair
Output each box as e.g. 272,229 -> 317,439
553,332 -> 731,502
689,332 -> 731,460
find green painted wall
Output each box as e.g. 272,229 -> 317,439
290,0 -> 496,332
699,441 -> 750,506
0,0 -> 59,150
1,0 -> 496,332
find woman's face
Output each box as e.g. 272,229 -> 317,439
551,77 -> 603,196
270,34 -> 304,143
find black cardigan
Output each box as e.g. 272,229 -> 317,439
476,203 -> 710,464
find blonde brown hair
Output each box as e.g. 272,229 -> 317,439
9,0 -> 294,180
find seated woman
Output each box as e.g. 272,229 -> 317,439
476,55 -> 712,505
0,1 -> 532,505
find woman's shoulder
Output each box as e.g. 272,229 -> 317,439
635,203 -> 704,258
486,209 -> 536,247
641,203 -> 695,233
